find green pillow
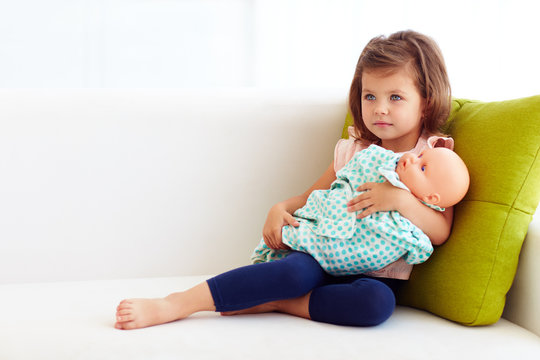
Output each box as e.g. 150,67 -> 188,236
341,95 -> 540,325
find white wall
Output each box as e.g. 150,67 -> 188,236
0,0 -> 253,88
0,0 -> 538,100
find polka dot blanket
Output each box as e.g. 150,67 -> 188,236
251,144 -> 437,276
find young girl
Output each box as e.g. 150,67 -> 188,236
115,30 -> 455,329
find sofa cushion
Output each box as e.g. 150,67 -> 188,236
2,275 -> 540,359
341,95 -> 540,325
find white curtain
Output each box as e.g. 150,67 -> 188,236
0,0 -> 538,100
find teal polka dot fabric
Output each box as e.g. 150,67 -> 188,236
251,145 -> 436,276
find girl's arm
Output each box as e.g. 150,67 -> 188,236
349,181 -> 453,245
263,161 -> 337,249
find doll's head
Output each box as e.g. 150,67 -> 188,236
396,147 -> 469,208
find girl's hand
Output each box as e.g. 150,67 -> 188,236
262,203 -> 300,250
347,181 -> 409,219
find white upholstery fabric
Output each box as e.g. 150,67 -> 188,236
0,89 -> 538,359
1,276 -> 539,360
504,213 -> 540,336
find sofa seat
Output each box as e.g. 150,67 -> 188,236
1,275 -> 539,360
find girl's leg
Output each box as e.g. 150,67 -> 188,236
115,251 -> 327,330
207,251 -> 328,312
116,253 -> 396,329
308,278 -> 397,326
225,277 -> 397,327
115,281 -> 216,330
221,291 -> 312,319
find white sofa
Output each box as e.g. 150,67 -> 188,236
1,89 -> 539,359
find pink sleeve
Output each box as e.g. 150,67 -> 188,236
334,138 -> 351,172
334,127 -> 368,173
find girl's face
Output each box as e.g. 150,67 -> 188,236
361,67 -> 425,152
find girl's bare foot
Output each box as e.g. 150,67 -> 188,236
115,296 -> 187,330
114,282 -> 216,330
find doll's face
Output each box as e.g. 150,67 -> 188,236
396,147 -> 469,208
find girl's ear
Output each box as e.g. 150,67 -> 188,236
422,193 -> 441,205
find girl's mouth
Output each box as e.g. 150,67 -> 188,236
374,122 -> 392,127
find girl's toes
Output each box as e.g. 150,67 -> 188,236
117,309 -> 132,317
122,321 -> 138,330
117,300 -> 132,311
117,314 -> 134,322
115,321 -> 137,330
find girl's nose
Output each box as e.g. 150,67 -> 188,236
374,101 -> 388,115
374,105 -> 388,115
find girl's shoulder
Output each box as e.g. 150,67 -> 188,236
334,126 -> 373,173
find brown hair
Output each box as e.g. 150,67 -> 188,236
349,30 -> 451,142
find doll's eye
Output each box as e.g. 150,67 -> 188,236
421,165 -> 426,172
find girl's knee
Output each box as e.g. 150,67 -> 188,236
309,279 -> 396,327
351,279 -> 396,326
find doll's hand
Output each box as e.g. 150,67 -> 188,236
262,203 -> 299,250
347,181 -> 409,219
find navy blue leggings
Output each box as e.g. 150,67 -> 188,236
207,251 -> 398,327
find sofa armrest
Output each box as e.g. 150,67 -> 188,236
503,211 -> 540,336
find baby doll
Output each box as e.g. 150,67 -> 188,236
251,144 -> 470,276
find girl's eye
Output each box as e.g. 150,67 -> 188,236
390,94 -> 402,101
365,94 -> 376,101
421,165 -> 426,172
